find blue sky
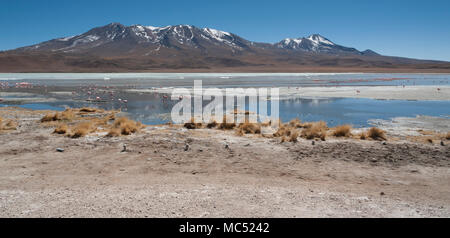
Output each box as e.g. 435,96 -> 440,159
1,0 -> 449,61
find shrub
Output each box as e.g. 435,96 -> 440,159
70,122 -> 95,138
359,132 -> 366,140
238,122 -> 261,134
218,116 -> 236,130
301,121 -> 328,140
289,130 -> 299,142
79,107 -> 99,113
206,120 -> 218,129
41,109 -> 75,122
41,113 -> 58,122
0,119 -> 18,130
184,117 -> 203,129
273,124 -> 291,137
332,125 -> 352,137
60,109 -> 75,120
106,128 -> 121,137
367,127 -> 386,140
260,120 -> 271,127
53,124 -> 68,134
113,117 -> 141,135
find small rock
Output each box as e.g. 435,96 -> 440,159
370,158 -> 378,162
382,141 -> 387,145
184,144 -> 190,151
198,149 -> 203,152
311,141 -> 315,145
56,148 -> 64,152
225,143 -> 230,149
121,144 -> 127,152
441,141 -> 445,146
380,192 -> 385,196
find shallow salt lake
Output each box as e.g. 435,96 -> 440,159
1,73 -> 449,127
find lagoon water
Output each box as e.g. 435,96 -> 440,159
1,73 -> 449,127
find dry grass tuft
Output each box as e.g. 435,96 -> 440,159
184,117 -> 203,129
260,120 -> 271,127
113,117 -> 142,135
218,116 -> 236,130
79,107 -> 100,113
70,122 -> 95,138
0,118 -> 18,130
359,132 -> 367,140
41,113 -> 58,122
206,120 -> 218,129
446,132 -> 450,140
300,121 -> 328,140
53,124 -> 68,134
288,118 -> 305,128
237,122 -> 261,134
367,127 -> 387,141
332,124 -> 352,137
273,124 -> 292,137
61,109 -> 75,120
41,109 -> 75,122
289,130 -> 299,142
106,128 -> 121,137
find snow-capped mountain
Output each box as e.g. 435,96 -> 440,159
18,23 -> 253,56
275,34 -> 365,55
16,23 -> 376,57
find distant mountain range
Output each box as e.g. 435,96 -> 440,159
1,22 -> 449,72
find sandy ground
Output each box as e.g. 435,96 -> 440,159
0,107 -> 449,217
130,85 -> 450,101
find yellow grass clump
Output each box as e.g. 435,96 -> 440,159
289,130 -> 299,142
359,132 -> 367,140
113,117 -> 143,135
79,107 -> 101,113
206,120 -> 218,129
332,124 -> 353,137
273,124 -> 292,137
70,122 -> 96,138
106,128 -> 121,137
300,121 -> 328,140
184,117 -> 203,129
260,120 -> 271,127
237,122 -> 261,134
288,118 -> 307,128
367,127 -> 387,141
53,124 -> 68,134
40,109 -> 75,122
218,116 -> 236,130
0,118 -> 18,131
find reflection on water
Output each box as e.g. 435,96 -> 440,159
2,91 -> 449,127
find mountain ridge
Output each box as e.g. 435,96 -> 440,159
1,22 -> 450,73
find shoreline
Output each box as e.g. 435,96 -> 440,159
129,85 -> 450,101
